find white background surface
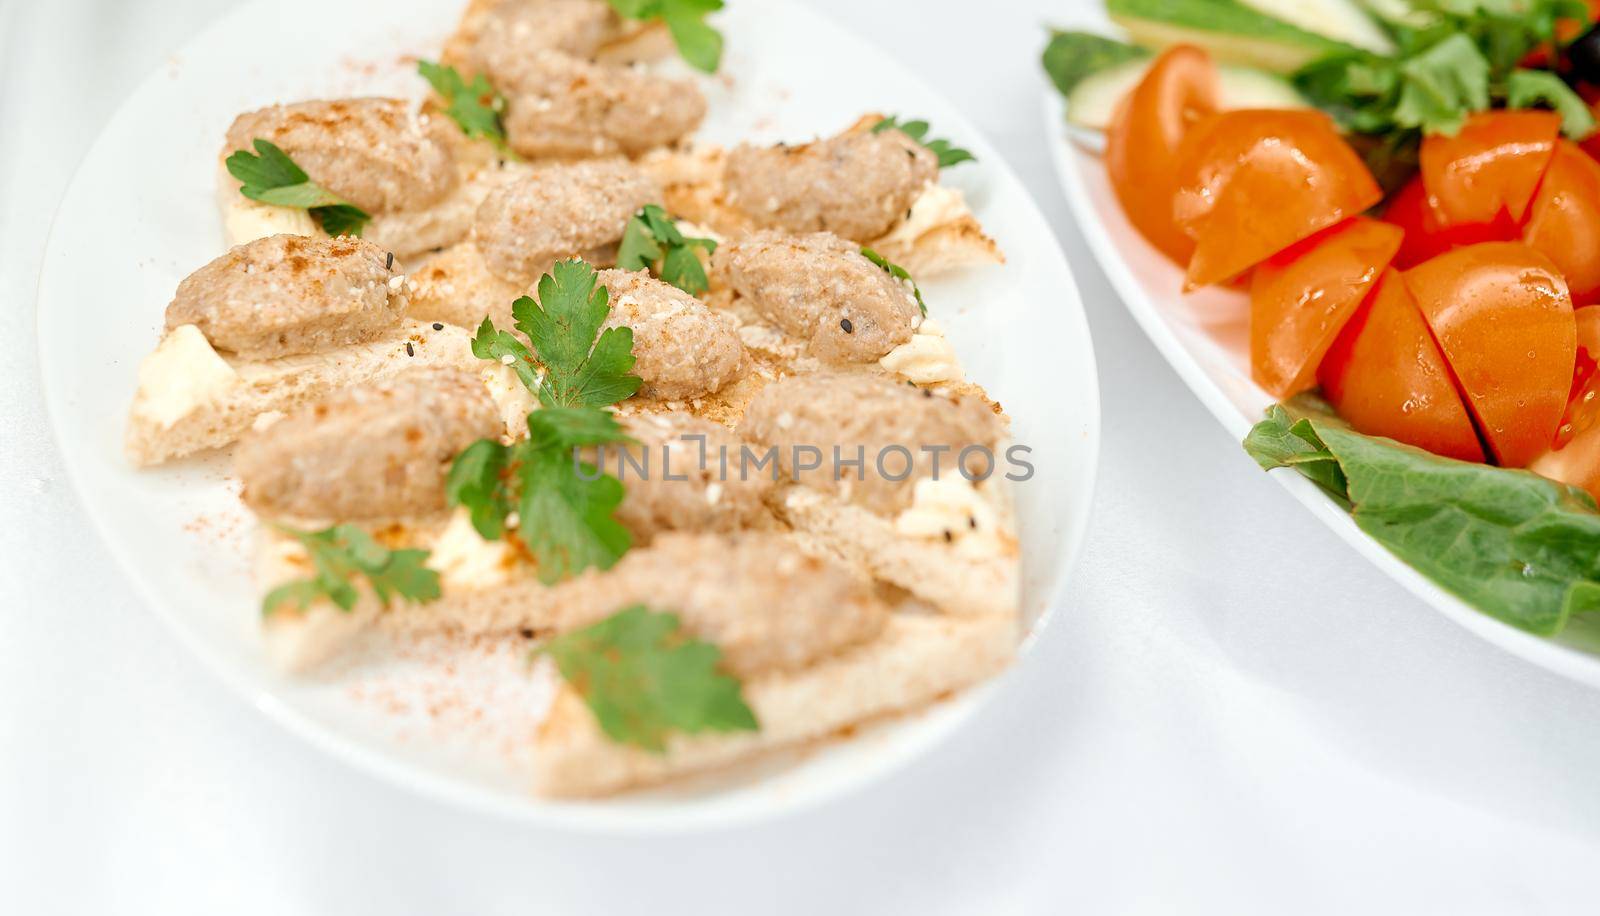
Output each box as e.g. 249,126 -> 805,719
4,0 -> 1600,913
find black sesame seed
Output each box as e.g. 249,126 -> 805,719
405,341 -> 415,357
385,252 -> 394,270
432,322 -> 444,331
519,628 -> 536,639
968,516 -> 978,529
922,389 -> 933,398
840,318 -> 854,334
942,529 -> 953,543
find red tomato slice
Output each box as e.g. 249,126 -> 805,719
1382,174 -> 1519,269
1317,269 -> 1484,462
1249,217 -> 1403,398
1555,306 -> 1600,448
1582,99 -> 1600,163
1105,45 -> 1220,266
1419,110 -> 1561,228
1171,109 -> 1382,290
1524,141 -> 1600,305
1529,306 -> 1600,499
1404,242 -> 1575,468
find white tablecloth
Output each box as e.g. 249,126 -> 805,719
6,1 -> 1600,912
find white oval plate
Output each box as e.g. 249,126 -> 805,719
34,0 -> 1101,831
1042,88 -> 1600,689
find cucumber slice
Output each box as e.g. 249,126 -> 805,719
1237,0 -> 1395,54
1217,66 -> 1313,111
1066,60 -> 1310,131
1108,0 -> 1356,73
1065,60 -> 1149,131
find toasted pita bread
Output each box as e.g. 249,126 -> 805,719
126,320 -> 479,467
532,611 -> 1016,797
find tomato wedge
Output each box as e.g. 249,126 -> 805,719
1105,45 -> 1220,266
1317,269 -> 1484,462
1382,174 -> 1518,270
1524,141 -> 1600,306
1419,110 -> 1561,228
1172,109 -> 1382,290
1248,217 -> 1402,398
1404,242 -> 1575,468
1582,99 -> 1600,164
1530,307 -> 1600,500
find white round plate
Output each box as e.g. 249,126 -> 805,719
1042,87 -> 1600,689
35,0 -> 1101,830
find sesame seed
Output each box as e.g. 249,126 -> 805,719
942,529 -> 953,543
432,322 -> 443,331
385,252 -> 394,270
404,341 -> 415,357
968,516 -> 978,529
840,318 -> 854,334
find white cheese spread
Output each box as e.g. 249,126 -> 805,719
131,324 -> 240,429
428,509 -> 518,591
875,182 -> 971,250
894,475 -> 1008,559
880,318 -> 964,385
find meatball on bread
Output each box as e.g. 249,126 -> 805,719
215,98 -> 527,260
438,0 -> 704,159
441,0 -> 673,74
405,158 -> 659,331
641,113 -> 1003,278
124,235 -> 532,466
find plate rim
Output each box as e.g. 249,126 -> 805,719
1040,86 -> 1600,691
27,0 -> 1104,833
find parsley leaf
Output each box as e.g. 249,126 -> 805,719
616,205 -> 718,296
262,524 -> 440,616
514,259 -> 644,408
542,605 -> 758,752
873,115 -> 976,168
1508,68 -> 1597,139
224,139 -> 371,237
860,246 -> 927,317
469,318 -> 540,393
445,408 -> 636,583
606,0 -> 725,73
417,59 -> 515,157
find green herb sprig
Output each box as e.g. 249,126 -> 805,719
861,246 -> 927,317
872,115 -> 976,168
616,205 -> 718,296
542,605 -> 758,751
446,259 -> 642,583
262,524 -> 439,616
418,60 -> 515,157
606,0 -> 725,73
225,139 -> 370,237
